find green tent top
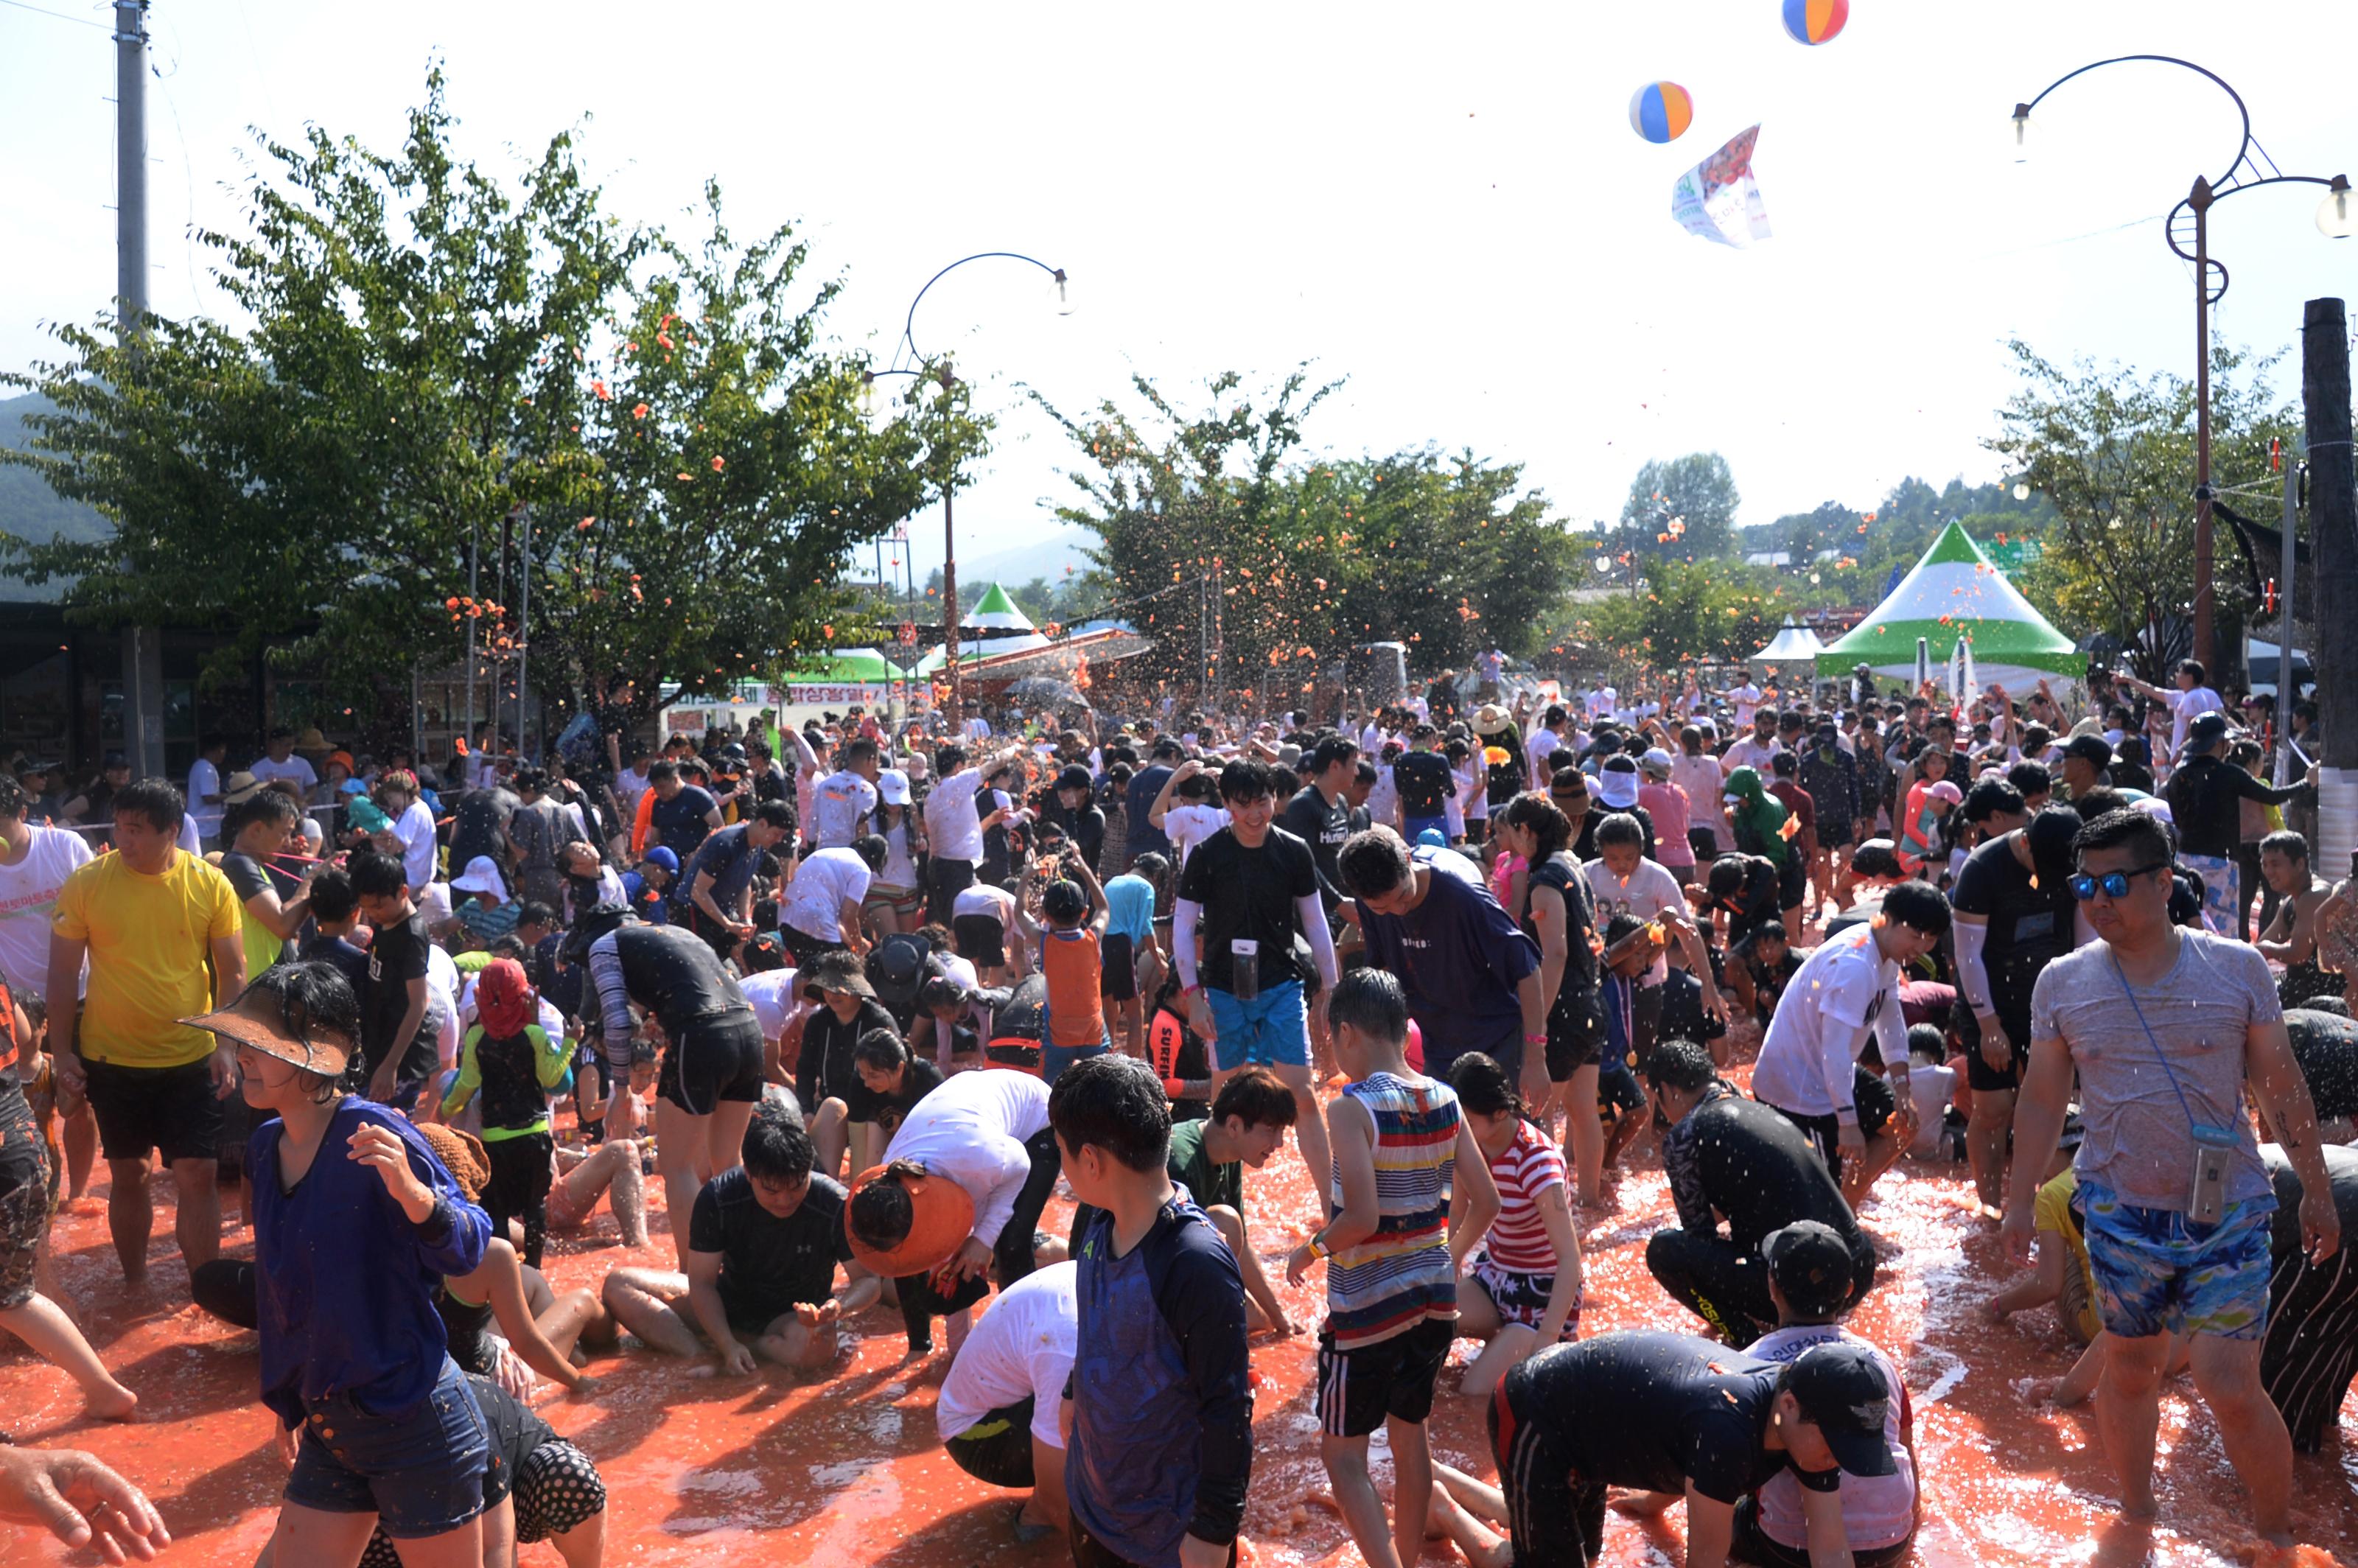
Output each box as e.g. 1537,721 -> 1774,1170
1817,522 -> 2080,685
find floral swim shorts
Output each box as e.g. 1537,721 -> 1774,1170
2078,1177 -> 2274,1341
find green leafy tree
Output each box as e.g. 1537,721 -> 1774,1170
1985,339 -> 2295,680
1617,452 -> 1740,562
0,70 -> 977,728
1574,557 -> 1791,673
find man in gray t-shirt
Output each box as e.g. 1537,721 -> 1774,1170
2002,807 -> 2340,1550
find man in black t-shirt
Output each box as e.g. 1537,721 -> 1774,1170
1950,806 -> 2082,1209
1426,1330 -> 1894,1568
350,853 -> 441,1113
1642,1040 -> 1874,1348
1392,728 -> 1456,840
1278,735 -> 1359,913
1174,760 -> 1340,1222
601,1100 -> 881,1376
645,759 -> 723,863
448,779 -> 519,872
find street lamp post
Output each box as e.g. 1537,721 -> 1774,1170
863,252 -> 1071,730
2012,55 -> 2352,673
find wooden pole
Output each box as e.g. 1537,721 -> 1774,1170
2192,177 -> 2217,675
2303,297 -> 2358,878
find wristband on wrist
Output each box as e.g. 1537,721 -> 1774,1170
1306,1230 -> 1332,1261
1524,1033 -> 1547,1046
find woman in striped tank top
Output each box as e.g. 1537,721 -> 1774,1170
1446,1052 -> 1584,1400
1287,970 -> 1496,1568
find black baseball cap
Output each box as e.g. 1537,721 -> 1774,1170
1783,1341 -> 1897,1478
2061,734 -> 2113,769
1761,1220 -> 1855,1318
1054,764 -> 1093,793
2185,711 -> 2231,752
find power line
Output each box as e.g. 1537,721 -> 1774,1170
0,0 -> 110,28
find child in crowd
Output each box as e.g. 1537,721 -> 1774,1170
1287,970 -> 1497,1568
1099,853 -> 1166,1061
440,958 -> 570,1269
1448,1051 -> 1582,1399
1054,1054 -> 1253,1568
1032,853 -> 1111,1084
1596,917 -> 1661,1170
1734,922 -> 1803,1027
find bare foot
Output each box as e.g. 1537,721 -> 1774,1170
88,1381 -> 139,1421
2119,1488 -> 2158,1522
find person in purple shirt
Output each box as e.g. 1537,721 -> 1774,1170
186,960 -> 494,1568
1339,827 -> 1548,1101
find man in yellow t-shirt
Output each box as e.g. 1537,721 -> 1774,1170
48,779 -> 245,1287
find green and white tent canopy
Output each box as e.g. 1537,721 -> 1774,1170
1817,522 -> 2079,690
958,581 -> 1050,659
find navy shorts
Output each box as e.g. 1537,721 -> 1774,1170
285,1358 -> 490,1539
83,1057 -> 224,1166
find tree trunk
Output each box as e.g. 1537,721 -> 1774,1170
2303,298 -> 2357,878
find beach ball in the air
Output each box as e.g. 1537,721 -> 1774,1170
1628,81 -> 1694,143
1782,0 -> 1848,43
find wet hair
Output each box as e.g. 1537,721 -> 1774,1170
1704,855 -> 1751,900
2068,786 -> 2130,821
852,834 -> 890,872
2177,658 -> 2207,684
1210,1065 -> 1298,1130
307,867 -> 358,925
1217,760 -> 1278,804
853,1026 -> 908,1072
1447,1051 -> 1522,1121
1325,966 -> 1409,1046
1130,852 -> 1171,891
750,799 -> 796,832
1338,827 -> 1413,900
516,900 -> 558,932
1961,778 -> 2024,825
741,1099 -> 814,1183
1881,878 -> 1953,937
1309,735 -> 1360,774
348,851 -> 408,899
224,788 -> 302,841
2006,760 -> 2051,801
1906,1022 -> 1948,1065
1497,792 -> 1572,860
647,760 -> 679,785
1592,811 -> 1645,851
917,976 -> 968,1015
1049,1052 -> 1171,1172
840,737 -> 881,769
2260,829 -> 2309,865
243,959 -> 363,1102
1770,750 -> 1797,779
848,1159 -> 924,1250
486,934 -> 528,962
113,779 -> 184,835
2073,807 -> 2173,869
1043,880 -> 1088,924
1648,1037 -> 1718,1093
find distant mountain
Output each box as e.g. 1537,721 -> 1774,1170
0,391 -> 111,601
951,523 -> 1093,587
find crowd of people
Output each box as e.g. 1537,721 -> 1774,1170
0,653 -> 2353,1567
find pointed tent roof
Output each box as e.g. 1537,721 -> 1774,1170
1817,522 -> 2079,686
1752,618 -> 1825,665
956,581 -> 1049,657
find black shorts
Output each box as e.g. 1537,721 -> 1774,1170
944,1396 -> 1038,1489
954,914 -> 1008,970
1765,1069 -> 1895,1168
1544,993 -> 1603,1082
780,925 -> 847,969
1776,852 -> 1807,911
656,1012 -> 766,1117
1314,1315 -> 1453,1438
83,1057 -> 223,1165
1962,1006 -> 2032,1093
1099,933 -> 1137,1002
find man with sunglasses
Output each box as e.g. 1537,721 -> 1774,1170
2003,808 -> 2341,1550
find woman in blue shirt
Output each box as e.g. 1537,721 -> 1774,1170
186,960 -> 494,1568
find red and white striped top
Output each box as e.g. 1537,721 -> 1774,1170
1482,1118 -> 1567,1273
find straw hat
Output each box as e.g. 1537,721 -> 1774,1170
182,984 -> 355,1079
292,726 -> 332,755
1473,704 -> 1511,737
415,1123 -> 490,1201
845,1162 -> 976,1278
221,771 -> 267,807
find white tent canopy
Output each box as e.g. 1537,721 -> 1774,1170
1752,619 -> 1825,669
956,581 -> 1049,659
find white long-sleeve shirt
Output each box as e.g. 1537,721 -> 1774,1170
923,766 -> 987,864
1749,920 -> 1906,1126
884,1068 -> 1053,1249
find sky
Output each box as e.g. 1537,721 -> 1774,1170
4,0 -> 2357,585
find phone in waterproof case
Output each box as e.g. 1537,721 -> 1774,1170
2189,1122 -> 2237,1226
1229,938 -> 1261,1002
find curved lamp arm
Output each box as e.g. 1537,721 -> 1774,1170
2015,54 -> 2250,191
899,251 -> 1069,366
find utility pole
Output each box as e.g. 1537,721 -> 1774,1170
114,0 -> 165,782
2304,297 -> 2357,872
942,481 -> 960,729
516,505 -> 531,761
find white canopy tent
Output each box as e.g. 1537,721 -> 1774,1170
1751,618 -> 1825,676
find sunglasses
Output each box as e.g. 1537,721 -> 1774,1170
2068,862 -> 2169,900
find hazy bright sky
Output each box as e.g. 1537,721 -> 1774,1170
4,0 -> 2356,580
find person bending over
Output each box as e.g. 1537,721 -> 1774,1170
936,1259 -> 1077,1546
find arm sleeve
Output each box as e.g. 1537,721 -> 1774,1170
964,1133 -> 1036,1250
1953,919 -> 1994,1011
788,728 -> 821,772
441,1032 -> 481,1116
533,1026 -> 572,1090
1874,984 -> 1909,1075
1154,1230 -> 1253,1546
2233,768 -> 2309,808
1295,892 -> 1339,991
1172,898 -> 1201,989
794,1018 -> 823,1113
396,1119 -> 491,1277
1826,1010 -> 1868,1127
1665,1124 -> 1717,1234
589,934 -> 634,1073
